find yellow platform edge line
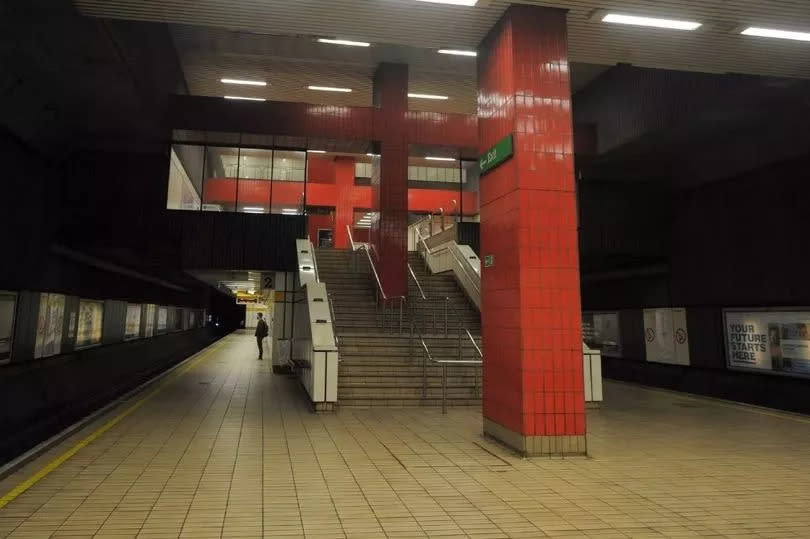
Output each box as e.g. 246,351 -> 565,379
0,339 -> 226,509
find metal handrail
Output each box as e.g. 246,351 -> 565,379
407,264 -> 427,300
445,243 -> 480,294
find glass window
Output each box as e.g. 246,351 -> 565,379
237,148 -> 272,214
76,300 -> 104,349
157,306 -> 168,334
272,150 -> 306,215
0,291 -> 17,363
202,146 -> 239,212
143,304 -> 156,337
35,293 -> 65,359
125,304 -> 141,341
167,145 -> 203,210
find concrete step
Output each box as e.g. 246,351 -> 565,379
338,398 -> 480,408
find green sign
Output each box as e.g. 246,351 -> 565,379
479,134 -> 514,175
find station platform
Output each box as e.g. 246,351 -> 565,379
0,332 -> 808,538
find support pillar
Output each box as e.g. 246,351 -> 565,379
370,63 -> 409,298
478,5 -> 586,456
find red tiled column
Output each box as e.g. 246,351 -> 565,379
333,156 -> 356,249
371,63 -> 409,298
478,5 -> 585,456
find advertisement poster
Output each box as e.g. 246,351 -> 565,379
0,291 -> 17,362
582,311 -> 622,357
125,304 -> 141,340
643,308 -> 690,365
35,293 -> 65,359
76,300 -> 103,348
143,304 -> 156,337
725,310 -> 810,378
157,306 -> 168,333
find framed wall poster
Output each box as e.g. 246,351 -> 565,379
0,291 -> 17,363
143,304 -> 156,337
34,293 -> 66,359
724,308 -> 810,379
124,304 -> 142,340
75,300 -> 104,348
157,306 -> 168,333
582,311 -> 622,357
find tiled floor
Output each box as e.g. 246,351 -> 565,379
1,333 -> 809,538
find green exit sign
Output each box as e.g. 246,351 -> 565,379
479,134 -> 514,175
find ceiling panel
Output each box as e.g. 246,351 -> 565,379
75,0 -> 810,80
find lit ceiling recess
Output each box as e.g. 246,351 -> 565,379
415,0 -> 478,6
408,93 -> 449,100
224,95 -> 266,101
242,206 -> 265,214
425,156 -> 456,161
221,78 -> 267,86
741,27 -> 810,41
307,150 -> 326,153
308,85 -> 353,92
317,38 -> 370,47
281,208 -> 299,215
438,49 -> 477,56
599,12 -> 702,31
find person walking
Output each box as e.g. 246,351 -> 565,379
255,312 -> 269,360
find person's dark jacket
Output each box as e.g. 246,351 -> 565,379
255,318 -> 268,338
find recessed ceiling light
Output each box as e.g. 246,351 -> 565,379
415,0 -> 477,6
221,78 -> 267,86
438,49 -> 477,56
224,96 -> 266,101
243,209 -> 265,214
408,93 -> 449,100
741,26 -> 810,41
243,207 -> 265,212
602,13 -> 701,31
307,150 -> 326,153
308,85 -> 353,92
281,209 -> 299,215
425,156 -> 456,161
317,38 -> 371,47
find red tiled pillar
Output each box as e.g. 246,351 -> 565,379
478,5 -> 585,456
333,156 -> 355,249
371,63 -> 409,298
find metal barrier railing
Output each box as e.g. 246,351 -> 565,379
346,225 -> 406,333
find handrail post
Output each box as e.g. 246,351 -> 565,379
444,298 -> 448,336
422,349 -> 427,399
442,363 -> 447,414
399,297 -> 404,335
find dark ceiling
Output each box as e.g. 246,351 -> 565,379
1,1 -> 809,189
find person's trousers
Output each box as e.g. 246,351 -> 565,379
256,336 -> 263,358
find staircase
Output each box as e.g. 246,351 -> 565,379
408,252 -> 481,334
314,247 -> 482,408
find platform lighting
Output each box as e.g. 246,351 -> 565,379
281,209 -> 299,215
221,78 -> 267,86
602,13 -> 701,31
242,207 -> 265,212
438,49 -> 477,56
317,38 -> 371,47
307,150 -> 326,153
224,95 -> 266,101
408,93 -> 449,100
415,0 -> 478,6
308,85 -> 353,92
741,27 -> 810,41
425,156 -> 456,161
243,209 -> 265,214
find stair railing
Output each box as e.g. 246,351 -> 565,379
346,225 -> 405,333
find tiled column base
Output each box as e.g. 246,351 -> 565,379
484,418 -> 587,457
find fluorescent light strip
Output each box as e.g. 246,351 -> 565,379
243,207 -> 265,212
307,150 -> 326,153
243,210 -> 265,214
415,0 -> 477,6
602,13 -> 701,31
408,93 -> 449,100
318,38 -> 370,47
425,156 -> 456,161
438,49 -> 477,56
741,26 -> 810,41
224,95 -> 266,101
281,209 -> 299,215
221,78 -> 267,86
308,85 -> 352,92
